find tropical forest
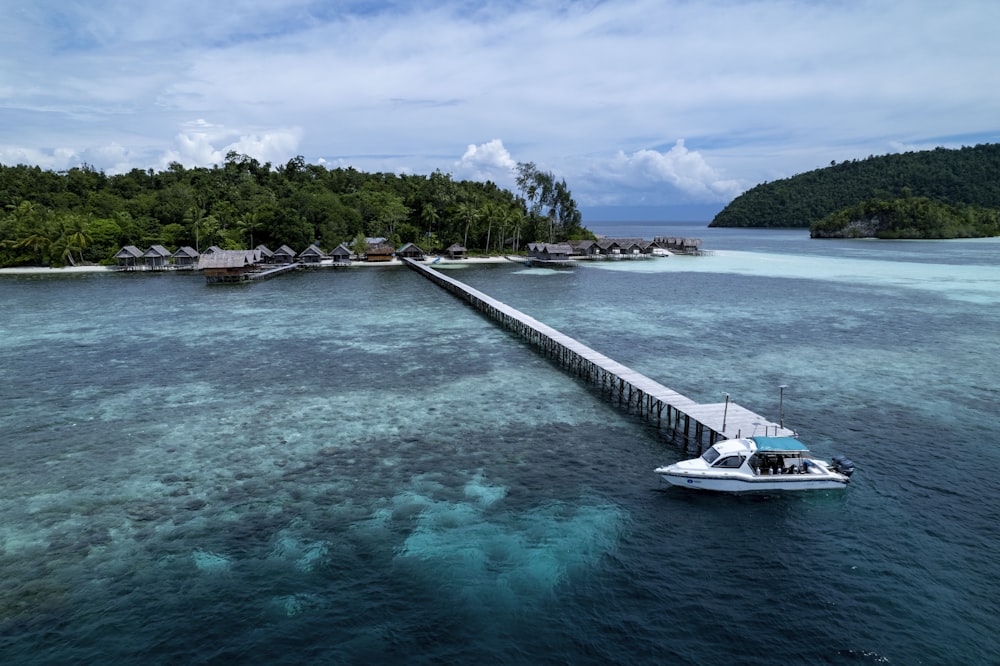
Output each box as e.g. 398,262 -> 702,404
710,143 -> 1000,238
0,154 -> 589,268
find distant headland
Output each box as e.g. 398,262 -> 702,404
710,143 -> 1000,239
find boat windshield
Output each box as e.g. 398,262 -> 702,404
701,448 -> 721,464
714,455 -> 745,468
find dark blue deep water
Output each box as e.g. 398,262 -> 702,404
2,224 -> 998,664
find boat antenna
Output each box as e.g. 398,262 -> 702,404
779,384 -> 788,429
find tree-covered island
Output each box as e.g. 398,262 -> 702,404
0,154 -> 591,268
710,143 -> 1000,239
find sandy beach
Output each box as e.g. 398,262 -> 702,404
0,255 -> 517,275
0,265 -> 116,275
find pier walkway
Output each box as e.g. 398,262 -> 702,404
403,257 -> 794,450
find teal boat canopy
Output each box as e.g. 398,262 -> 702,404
752,436 -> 810,452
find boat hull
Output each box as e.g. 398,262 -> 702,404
656,471 -> 849,492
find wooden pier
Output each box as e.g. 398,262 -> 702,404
403,257 -> 794,451
247,263 -> 300,281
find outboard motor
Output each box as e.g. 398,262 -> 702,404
831,455 -> 855,477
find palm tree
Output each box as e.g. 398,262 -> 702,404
184,206 -> 207,253
481,202 -> 498,255
12,231 -> 52,265
237,211 -> 259,248
498,207 -> 523,254
456,200 -> 480,249
421,203 -> 438,248
510,208 -> 524,253
9,200 -> 39,224
63,214 -> 92,264
11,203 -> 61,265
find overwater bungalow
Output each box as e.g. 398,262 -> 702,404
197,249 -> 262,283
567,240 -> 600,257
143,245 -> 172,270
588,237 -> 657,259
255,244 -> 275,264
114,245 -> 143,270
597,239 -> 621,257
171,246 -> 199,269
617,241 -> 644,258
526,242 -> 574,266
641,240 -> 673,257
298,244 -> 327,264
527,242 -> 573,261
653,236 -> 703,254
273,245 -> 297,264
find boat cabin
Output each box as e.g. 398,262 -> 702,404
749,436 -> 813,474
701,437 -> 815,476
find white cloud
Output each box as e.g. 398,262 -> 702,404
608,141 -> 742,201
0,145 -> 78,171
455,139 -> 516,183
158,119 -> 302,169
81,142 -> 136,175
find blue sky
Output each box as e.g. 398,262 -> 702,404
2,0 -> 998,221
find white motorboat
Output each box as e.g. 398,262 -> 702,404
654,436 -> 854,492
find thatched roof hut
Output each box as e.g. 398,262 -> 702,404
171,246 -> 199,268
298,244 -> 327,263
255,244 -> 275,262
331,243 -> 353,264
143,245 -> 171,269
397,242 -> 426,260
273,245 -> 297,264
114,245 -> 143,270
527,242 -> 573,261
365,243 -> 395,262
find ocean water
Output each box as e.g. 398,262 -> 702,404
1,224 -> 998,664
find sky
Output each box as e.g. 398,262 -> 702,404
1,1 -> 998,221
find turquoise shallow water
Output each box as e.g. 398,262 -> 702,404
1,225 -> 999,664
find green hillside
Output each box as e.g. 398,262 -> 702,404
810,196 -> 1000,239
710,143 -> 1000,228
